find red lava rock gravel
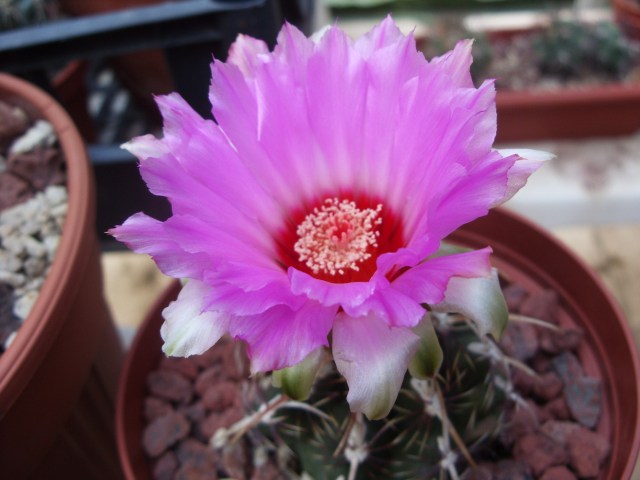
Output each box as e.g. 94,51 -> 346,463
141,284 -> 610,479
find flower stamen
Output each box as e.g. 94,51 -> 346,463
294,198 -> 383,276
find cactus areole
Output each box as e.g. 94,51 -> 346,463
112,16 -> 552,477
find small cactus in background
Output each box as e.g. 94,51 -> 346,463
0,0 -> 59,31
533,20 -> 634,81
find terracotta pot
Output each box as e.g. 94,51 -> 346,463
116,208 -> 640,479
0,74 -> 124,479
613,0 -> 640,41
496,85 -> 640,142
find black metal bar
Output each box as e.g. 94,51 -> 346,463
0,0 -> 266,72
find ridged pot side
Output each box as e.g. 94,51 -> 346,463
0,73 -> 124,479
117,208 -> 640,480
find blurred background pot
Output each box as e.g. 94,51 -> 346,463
116,208 -> 640,479
613,0 -> 640,41
0,73 -> 123,479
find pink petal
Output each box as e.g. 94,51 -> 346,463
342,284 -> 426,328
303,26 -> 367,195
333,312 -> 419,419
425,151 -> 515,240
109,213 -> 211,279
227,34 -> 269,77
229,302 -> 337,373
203,277 -> 305,316
495,149 -> 554,206
161,280 -> 230,356
288,267 -> 375,309
392,247 -> 493,305
390,81 -> 498,242
354,15 -> 409,57
430,39 -> 475,88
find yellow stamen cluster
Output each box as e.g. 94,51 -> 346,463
294,198 -> 383,276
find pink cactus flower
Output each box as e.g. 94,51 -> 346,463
111,17 -> 550,419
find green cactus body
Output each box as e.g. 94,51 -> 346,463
533,20 -> 633,82
245,318 -> 509,480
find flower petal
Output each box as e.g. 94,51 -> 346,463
204,276 -> 305,316
227,34 -> 269,77
433,268 -> 508,339
495,149 -> 554,206
333,312 -> 420,420
229,302 -> 337,373
343,284 -> 426,328
288,267 -> 375,308
354,15 -> 407,57
109,213 -> 211,279
161,280 -> 230,356
392,247 -> 493,305
430,39 -> 475,88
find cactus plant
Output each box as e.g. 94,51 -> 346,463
532,20 -> 634,81
209,288 -> 526,480
0,0 -> 59,31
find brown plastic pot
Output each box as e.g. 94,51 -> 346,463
116,208 -> 640,479
496,85 -> 640,142
0,74 -> 124,479
613,0 -> 640,41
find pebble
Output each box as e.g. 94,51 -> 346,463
174,464 -> 217,480
160,356 -> 199,380
175,438 -> 218,470
142,412 -> 190,458
564,376 -> 602,428
0,249 -> 22,272
566,427 -> 610,477
0,172 -> 31,211
492,459 -> 533,480
532,371 -> 564,401
551,352 -> 584,385
519,290 -> 560,324
513,433 -> 569,476
202,381 -> 239,412
539,465 -> 577,480
502,283 -> 529,311
144,397 -> 173,422
13,289 -> 38,320
146,370 -> 193,404
500,322 -> 539,362
0,182 -> 67,343
152,451 -> 177,480
9,120 -> 55,155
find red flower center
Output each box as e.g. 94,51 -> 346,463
276,195 -> 405,283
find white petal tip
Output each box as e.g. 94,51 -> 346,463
498,148 -> 555,163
